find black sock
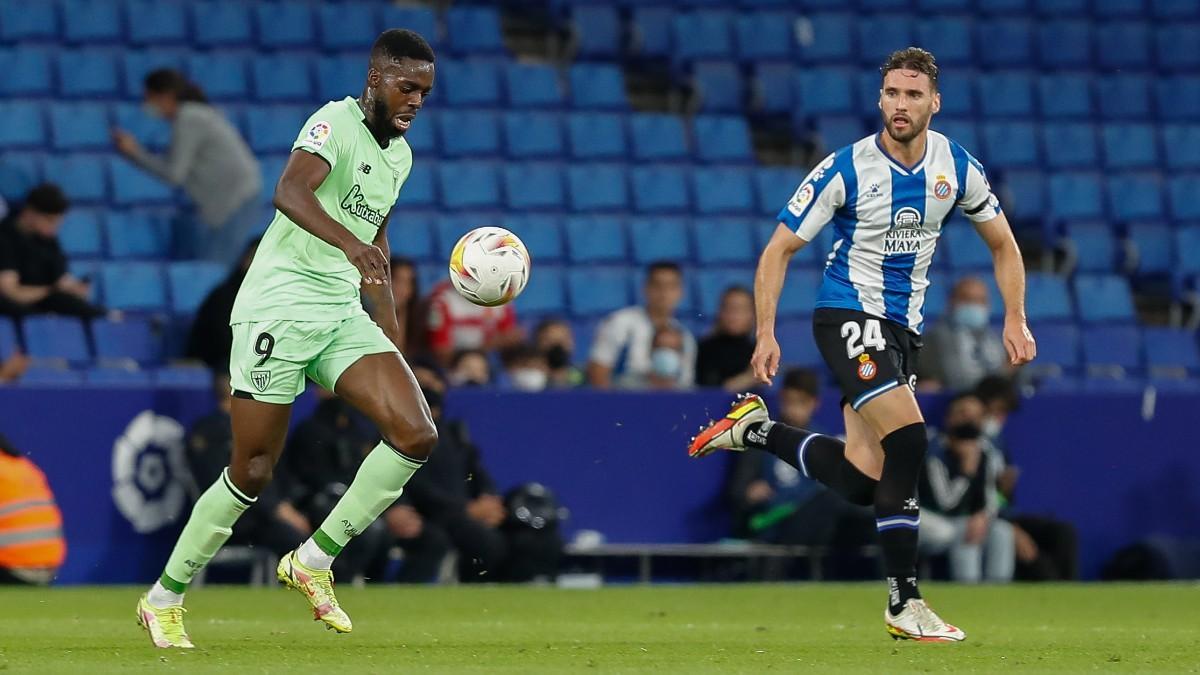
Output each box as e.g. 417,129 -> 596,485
744,421 -> 878,506
875,422 -> 928,614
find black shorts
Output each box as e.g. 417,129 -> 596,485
812,308 -> 923,411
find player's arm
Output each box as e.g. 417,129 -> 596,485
974,213 -> 1036,366
361,215 -> 404,348
274,150 -> 388,285
750,225 -> 808,385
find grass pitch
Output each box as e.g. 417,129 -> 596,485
3,583 -> 1198,673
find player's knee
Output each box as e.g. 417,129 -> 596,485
233,454 -> 274,497
389,421 -> 438,461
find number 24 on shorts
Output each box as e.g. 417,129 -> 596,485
841,319 -> 886,381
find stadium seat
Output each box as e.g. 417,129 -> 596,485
59,210 -> 104,259
628,217 -> 690,264
566,113 -> 627,160
566,164 -> 628,211
316,54 -> 361,103
815,116 -> 866,153
515,265 -> 566,316
775,318 -> 824,368
796,68 -> 856,117
437,163 -> 500,211
0,48 -> 52,96
935,71 -> 975,118
121,50 -> 183,99
630,7 -> 673,60
1037,20 -> 1092,69
1098,75 -> 1152,121
440,60 -> 501,107
802,13 -> 854,63
1041,123 -> 1098,170
61,0 -> 121,44
630,114 -> 689,162
0,152 -> 42,203
153,365 -> 211,388
693,167 -> 754,215
978,19 -> 1034,68
1035,0 -> 1088,15
735,11 -> 795,62
692,62 -> 744,114
58,49 -> 120,97
1048,172 -> 1104,220
111,104 -> 169,154
1038,74 -> 1092,119
1167,175 -> 1200,222
396,162 -> 435,209
0,317 -> 16,361
0,102 -> 46,149
385,211 -> 435,261
1083,325 -> 1142,376
672,11 -> 735,64
1157,25 -> 1200,72
192,1 -> 253,47
105,211 -> 170,259
976,72 -> 1035,118
244,105 -> 309,154
44,154 -> 107,204
84,367 -> 153,386
168,262 -> 226,315
1153,0 -> 1200,18
755,167 -> 802,217
567,267 -> 631,316
378,7 -> 440,50
631,166 -> 690,213
754,62 -> 794,115
93,317 -> 162,366
572,5 -> 621,60
1096,21 -> 1152,71
935,119 -> 978,155
916,17 -> 972,67
1109,173 -> 1165,223
778,269 -> 822,318
438,110 -> 501,158
252,54 -> 313,102
1173,227 -> 1200,280
943,225 -> 994,271
1063,222 -> 1118,274
125,0 -> 186,46
446,6 -> 505,55
502,214 -> 563,263
1157,77 -> 1200,122
503,163 -> 565,211
187,53 -> 250,101
23,316 -> 90,364
569,64 -> 627,110
109,158 -> 172,206
695,269 -> 755,316
1074,274 -> 1136,323
1094,0 -> 1146,16
317,2 -> 375,52
693,218 -> 756,265
504,63 -> 564,108
692,116 -> 753,163
1024,273 -> 1074,322
1125,222 -> 1171,278
1029,323 -> 1080,375
254,2 -> 314,50
857,16 -> 914,66
1143,327 -> 1200,377
1102,124 -> 1159,170
101,262 -> 166,312
1163,126 -> 1200,170
0,0 -> 56,42
503,112 -> 563,160
982,122 -> 1039,169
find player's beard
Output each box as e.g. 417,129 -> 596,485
882,112 -> 928,144
370,97 -> 406,139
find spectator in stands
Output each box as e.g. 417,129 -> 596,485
588,261 -> 696,389
0,433 -> 65,585
645,325 -> 692,391
696,286 -> 758,390
425,278 -> 524,368
388,257 -> 427,358
501,345 -> 550,392
448,349 -> 492,387
918,393 -> 1015,583
0,184 -> 105,319
112,69 -> 262,264
534,318 -> 583,388
918,276 -> 1010,392
185,373 -> 308,564
185,238 -> 260,372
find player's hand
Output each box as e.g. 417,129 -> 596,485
1003,316 -> 1036,366
343,240 -> 389,285
745,480 -> 774,505
111,128 -> 141,157
275,502 -> 312,535
467,495 -> 506,528
750,333 -> 782,385
384,505 -> 424,539
965,512 -> 989,545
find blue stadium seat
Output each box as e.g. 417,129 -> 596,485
1153,0 -> 1200,18
796,68 -> 856,117
395,165 -> 435,209
502,214 -> 563,263
859,0 -> 913,8
125,0 -> 186,46
105,211 -> 170,259
0,0 -> 56,42
976,72 -> 1034,118
317,2 -> 375,52
857,16 -> 914,66
735,11 -> 795,62
567,164 -> 628,211
187,53 -> 249,101
22,316 -> 90,364
0,102 -> 46,149
1024,273 -> 1073,322
254,2 -> 314,50
1163,126 -> 1200,170
1144,327 -> 1200,377
1157,25 -> 1200,72
943,225 -> 994,271
59,210 -> 104,259
566,113 -> 627,160
1074,274 -> 1136,323
778,269 -> 822,319
441,60 -> 502,107
1037,20 -> 1091,69
168,261 -> 226,314
1041,123 -> 1098,170
1095,0 -> 1147,16
803,13 -> 854,63
695,269 -> 755,316
754,62 -> 794,115
99,262 -> 164,312
1083,325 -> 1142,375
61,0 -> 121,44
112,105 -> 171,155
515,266 -> 566,316
385,212 -> 435,261
916,18 -> 972,67
438,110 -> 501,158
936,71 -> 975,118
693,167 -> 754,215
755,167 -> 801,217
0,317 -> 16,361
631,166 -> 690,213
1176,227 -> 1200,283
1157,76 -> 1200,122
1128,223 -> 1172,276
1038,74 -> 1092,119
672,11 -> 735,63
503,163 -> 565,211
58,49 -> 119,97
0,48 -> 52,96
567,267 -> 631,317
982,122 -> 1038,169
630,7 -> 673,60
252,54 -> 313,102
153,365 -> 211,389
572,5 -> 621,60
378,7 -> 440,50
1048,172 -> 1104,220
45,154 -> 107,204
628,217 -> 690,264
1098,75 -> 1152,120
630,113 -> 689,161
504,63 -> 564,108
935,119 -> 979,155
244,105 -> 309,154
50,103 -> 106,152
692,61 -> 743,114
1030,323 -> 1080,375
1063,222 -> 1118,274
1003,169 -> 1046,223
0,152 -> 41,202
1035,0 -> 1088,15
93,317 -> 162,366
1102,123 -> 1159,170
978,19 -> 1034,68
121,50 -> 183,99
816,116 -> 866,153
437,163 -> 500,211
1109,173 -> 1164,223
434,213 -> 487,260
1168,176 -> 1200,222
446,7 -> 505,55
774,317 -> 824,367
1096,21 -> 1152,71
84,367 -> 152,386
693,116 -> 753,163
503,112 -> 563,160
192,1 -> 253,47
564,215 -> 627,264
693,218 -> 756,265
315,54 -> 361,103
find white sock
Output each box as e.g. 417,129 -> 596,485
146,580 -> 184,609
297,537 -> 335,570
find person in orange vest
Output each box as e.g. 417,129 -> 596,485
0,434 -> 65,584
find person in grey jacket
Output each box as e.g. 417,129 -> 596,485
112,69 -> 262,263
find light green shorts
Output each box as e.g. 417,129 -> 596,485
229,314 -> 397,404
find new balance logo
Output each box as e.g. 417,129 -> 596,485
358,162 -> 372,174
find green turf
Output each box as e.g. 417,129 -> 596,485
3,584 -> 1198,673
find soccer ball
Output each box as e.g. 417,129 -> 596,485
448,227 -> 530,307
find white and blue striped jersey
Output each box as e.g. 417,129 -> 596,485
778,131 -> 1002,334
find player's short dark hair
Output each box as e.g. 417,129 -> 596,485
646,261 -> 683,280
975,375 -> 1021,413
781,368 -> 821,399
371,29 -> 436,66
24,183 -> 69,215
881,47 -> 939,91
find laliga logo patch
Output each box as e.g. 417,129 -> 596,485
303,121 -> 331,149
857,353 -> 877,381
933,175 -> 952,201
112,410 -> 189,534
788,183 -> 815,214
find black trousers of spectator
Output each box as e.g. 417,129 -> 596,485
1011,514 -> 1079,581
370,525 -> 453,584
227,506 -> 305,559
433,513 -> 510,583
0,291 -> 105,319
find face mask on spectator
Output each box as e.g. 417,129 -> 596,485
651,348 -> 682,380
981,416 -> 1003,439
947,422 -> 983,440
952,303 -> 988,330
544,345 -> 571,371
510,368 -> 547,392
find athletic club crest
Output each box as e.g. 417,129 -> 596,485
251,370 -> 271,392
933,175 -> 952,200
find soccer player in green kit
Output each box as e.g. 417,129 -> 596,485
136,30 -> 437,648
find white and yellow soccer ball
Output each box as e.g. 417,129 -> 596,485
448,226 -> 530,307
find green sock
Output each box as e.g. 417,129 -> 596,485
159,468 -> 254,592
312,442 -> 424,555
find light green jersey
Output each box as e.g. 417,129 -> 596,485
230,97 -> 412,324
